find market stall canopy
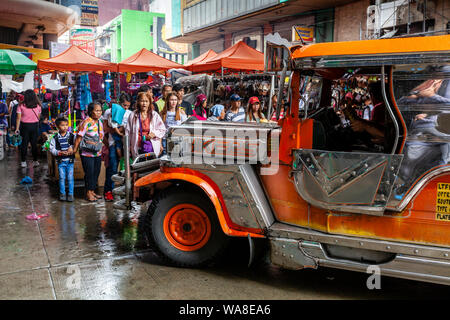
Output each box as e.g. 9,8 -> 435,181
0,49 -> 37,75
184,49 -> 217,71
118,48 -> 183,73
189,41 -> 264,73
37,45 -> 118,72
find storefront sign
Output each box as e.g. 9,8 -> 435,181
292,26 -> 315,43
70,28 -> 96,56
50,42 -> 70,57
81,0 -> 98,26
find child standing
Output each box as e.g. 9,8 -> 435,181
49,117 -> 75,202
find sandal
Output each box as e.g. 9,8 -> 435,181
86,191 -> 97,202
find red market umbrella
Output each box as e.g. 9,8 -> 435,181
118,48 -> 183,73
37,45 -> 117,72
189,41 -> 264,73
184,49 -> 217,71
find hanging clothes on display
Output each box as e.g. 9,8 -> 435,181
77,73 -> 92,110
105,72 -> 111,103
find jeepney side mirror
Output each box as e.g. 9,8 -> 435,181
264,43 -> 291,73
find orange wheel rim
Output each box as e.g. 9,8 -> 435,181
163,204 -> 211,251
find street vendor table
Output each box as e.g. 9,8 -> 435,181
47,150 -> 106,187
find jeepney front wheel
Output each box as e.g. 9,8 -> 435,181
144,189 -> 229,267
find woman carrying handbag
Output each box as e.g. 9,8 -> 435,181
126,92 -> 166,159
73,102 -> 104,202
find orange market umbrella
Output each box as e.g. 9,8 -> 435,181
189,41 -> 264,73
184,49 -> 217,71
118,48 -> 183,73
37,45 -> 117,72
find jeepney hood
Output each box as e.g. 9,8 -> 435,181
164,121 -> 281,165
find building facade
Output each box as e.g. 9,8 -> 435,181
169,0 -> 449,61
0,0 -> 77,50
96,10 -> 164,63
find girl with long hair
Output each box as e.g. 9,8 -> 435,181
160,92 -> 187,128
246,96 -> 267,123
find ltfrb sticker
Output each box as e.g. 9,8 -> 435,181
436,183 -> 450,221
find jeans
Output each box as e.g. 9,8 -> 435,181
104,145 -> 118,193
80,156 -> 101,192
161,138 -> 167,156
58,161 -> 74,195
20,122 -> 39,161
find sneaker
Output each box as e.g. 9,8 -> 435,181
33,161 -> 40,167
59,194 -> 67,201
104,191 -> 114,202
21,161 -> 27,168
67,195 -> 74,202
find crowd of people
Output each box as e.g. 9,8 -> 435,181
4,82 -> 284,203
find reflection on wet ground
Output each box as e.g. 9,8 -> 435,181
0,150 -> 449,300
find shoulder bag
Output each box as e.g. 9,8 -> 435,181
80,120 -> 103,154
139,113 -> 154,153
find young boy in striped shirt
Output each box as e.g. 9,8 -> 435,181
49,117 -> 75,202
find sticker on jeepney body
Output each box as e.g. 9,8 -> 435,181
436,183 -> 450,221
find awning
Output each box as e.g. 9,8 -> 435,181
37,45 -> 118,72
291,34 -> 450,59
118,48 -> 183,73
187,41 -> 264,73
184,49 -> 217,71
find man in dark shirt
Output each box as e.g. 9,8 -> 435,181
173,83 -> 193,116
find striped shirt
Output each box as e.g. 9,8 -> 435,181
225,107 -> 245,122
57,133 -> 70,162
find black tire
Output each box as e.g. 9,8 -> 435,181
143,188 -> 229,267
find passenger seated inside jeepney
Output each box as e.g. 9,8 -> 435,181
393,74 -> 450,200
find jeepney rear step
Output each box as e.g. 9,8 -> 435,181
113,185 -> 125,197
112,173 -> 125,185
268,222 -> 450,286
268,222 -> 450,261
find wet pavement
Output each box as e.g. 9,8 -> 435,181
0,149 -> 449,300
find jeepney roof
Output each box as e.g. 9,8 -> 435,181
291,35 -> 450,69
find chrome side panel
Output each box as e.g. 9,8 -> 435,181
388,166 -> 450,212
269,222 -> 450,260
239,164 -> 275,228
270,239 -> 318,270
269,236 -> 450,285
292,149 -> 403,215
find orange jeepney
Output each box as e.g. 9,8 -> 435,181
115,35 -> 450,285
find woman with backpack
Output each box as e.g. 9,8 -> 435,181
15,89 -> 42,168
